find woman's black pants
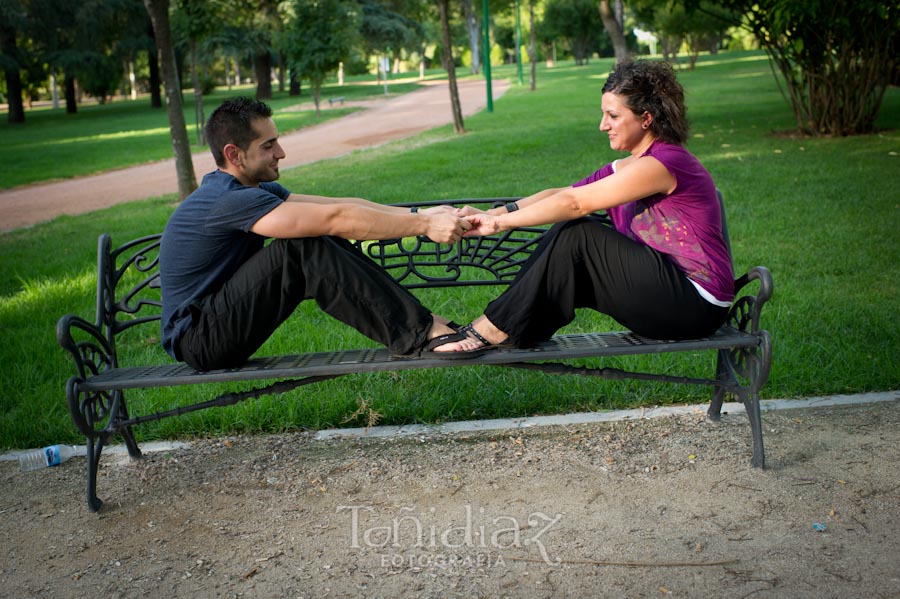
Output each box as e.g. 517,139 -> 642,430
484,216 -> 728,347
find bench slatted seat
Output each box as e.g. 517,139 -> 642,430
80,329 -> 761,390
58,197 -> 773,512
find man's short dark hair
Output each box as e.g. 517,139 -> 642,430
206,97 -> 274,167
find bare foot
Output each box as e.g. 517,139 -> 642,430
432,316 -> 508,352
426,315 -> 457,340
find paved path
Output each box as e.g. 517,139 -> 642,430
1,78 -> 509,233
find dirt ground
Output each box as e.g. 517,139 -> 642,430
3,399 -> 900,598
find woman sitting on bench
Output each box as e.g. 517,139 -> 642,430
435,60 -> 734,356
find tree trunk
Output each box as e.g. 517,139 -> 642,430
439,0 -> 465,134
419,42 -> 427,78
528,0 -> 536,91
147,20 -> 163,108
144,0 -> 197,200
599,0 -> 629,63
462,0 -> 480,75
50,70 -> 59,109
190,38 -> 206,146
312,78 -> 322,118
128,61 -> 138,100
254,52 -> 272,99
1,24 -> 25,124
64,73 -> 77,114
289,68 -> 301,96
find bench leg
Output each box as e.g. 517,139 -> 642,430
744,332 -> 772,469
709,342 -> 769,469
85,435 -> 106,512
744,390 -> 766,469
117,397 -> 143,460
707,349 -> 729,422
79,391 -> 143,512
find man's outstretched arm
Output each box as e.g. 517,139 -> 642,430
287,193 -> 454,217
251,199 -> 469,244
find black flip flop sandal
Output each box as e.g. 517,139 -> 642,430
421,323 -> 510,359
419,329 -> 489,359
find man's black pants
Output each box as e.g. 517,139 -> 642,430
180,236 -> 432,371
484,217 -> 728,347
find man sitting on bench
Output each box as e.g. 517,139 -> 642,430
159,97 -> 471,371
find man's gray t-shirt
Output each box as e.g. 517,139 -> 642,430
159,170 -> 290,360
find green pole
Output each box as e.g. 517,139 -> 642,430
482,0 -> 493,112
515,0 -> 523,85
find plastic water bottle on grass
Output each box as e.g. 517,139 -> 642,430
18,445 -> 83,471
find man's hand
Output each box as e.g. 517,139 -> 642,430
462,213 -> 501,237
424,213 -> 471,244
419,205 -> 457,216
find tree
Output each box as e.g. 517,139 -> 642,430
693,0 -> 899,136
358,0 -> 421,80
203,24 -> 250,92
390,0 -> 436,78
632,0 -> 733,67
173,0 -> 222,145
144,0 -> 197,200
111,4 -> 158,102
26,0 -> 81,114
284,0 -> 359,116
527,0 -> 537,90
26,0 -> 148,113
599,0 -> 628,63
0,0 -> 27,123
461,0 -> 480,74
543,0 -> 605,65
221,0 -> 280,100
146,18 -> 162,108
438,0 -> 464,133
77,53 -> 122,103
252,0 -> 280,99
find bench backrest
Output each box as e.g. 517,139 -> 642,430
96,194 -> 730,340
97,200 -> 545,339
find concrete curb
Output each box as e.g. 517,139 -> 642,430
1,440 -> 191,462
4,392 -> 897,462
314,391 -> 900,440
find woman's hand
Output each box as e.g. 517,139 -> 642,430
454,205 -> 485,217
463,213 -> 502,236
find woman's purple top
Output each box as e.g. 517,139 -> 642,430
573,140 -> 734,303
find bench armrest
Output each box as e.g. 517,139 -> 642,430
730,266 -> 774,335
57,314 -> 115,381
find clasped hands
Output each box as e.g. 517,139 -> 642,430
419,204 -> 503,244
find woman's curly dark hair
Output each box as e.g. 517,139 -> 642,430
602,60 -> 689,145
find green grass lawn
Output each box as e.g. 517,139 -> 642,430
1,51 -> 898,449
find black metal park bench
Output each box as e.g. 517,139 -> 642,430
57,197 -> 773,512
